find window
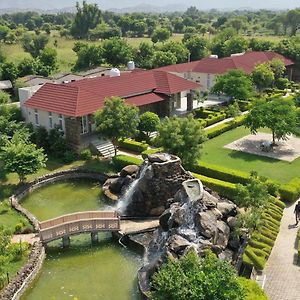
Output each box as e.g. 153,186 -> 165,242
58,114 -> 63,130
48,112 -> 53,129
80,115 -> 89,134
34,109 -> 39,125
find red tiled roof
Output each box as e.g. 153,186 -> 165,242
126,93 -> 166,106
158,51 -> 294,75
25,70 -> 199,117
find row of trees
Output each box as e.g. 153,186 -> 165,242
212,58 -> 288,100
0,33 -> 58,83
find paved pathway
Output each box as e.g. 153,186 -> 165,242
11,233 -> 39,245
264,202 -> 300,300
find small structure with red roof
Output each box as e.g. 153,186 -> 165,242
158,51 -> 295,91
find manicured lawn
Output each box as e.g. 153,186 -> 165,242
0,157 -> 116,230
200,126 -> 300,183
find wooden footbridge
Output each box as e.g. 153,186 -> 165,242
39,211 -> 120,246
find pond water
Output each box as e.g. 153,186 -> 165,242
22,179 -> 106,221
22,234 -> 142,300
21,180 -> 142,300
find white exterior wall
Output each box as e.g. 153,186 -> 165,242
19,85 -> 43,121
190,72 -> 216,92
26,108 -> 66,133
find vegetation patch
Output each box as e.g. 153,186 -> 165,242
242,199 -> 284,270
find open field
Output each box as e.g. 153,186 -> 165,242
200,126 -> 300,183
2,33 -> 184,74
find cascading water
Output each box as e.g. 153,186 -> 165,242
117,162 -> 150,214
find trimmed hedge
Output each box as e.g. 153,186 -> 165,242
192,172 -> 237,200
243,199 -> 285,270
112,155 -> 142,171
191,162 -> 250,185
279,177 -> 300,202
205,115 -> 246,139
118,139 -> 149,153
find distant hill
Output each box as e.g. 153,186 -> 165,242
0,0 -> 299,12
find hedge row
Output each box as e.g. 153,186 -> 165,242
191,162 -> 250,185
279,177 -> 300,202
205,115 -> 246,139
242,199 -> 285,270
192,173 -> 237,200
112,155 -> 143,171
192,162 -> 300,202
118,139 -> 149,153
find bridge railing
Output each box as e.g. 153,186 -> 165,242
39,211 -> 118,230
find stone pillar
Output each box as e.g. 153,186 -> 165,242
176,93 -> 181,109
62,236 -> 70,248
65,116 -> 82,152
91,232 -> 98,244
187,93 -> 193,112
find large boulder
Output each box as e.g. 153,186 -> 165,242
109,177 -> 126,194
196,211 -> 218,239
120,165 -> 139,177
168,235 -> 191,253
215,221 -> 230,249
217,201 -> 237,217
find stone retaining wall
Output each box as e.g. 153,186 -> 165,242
0,242 -> 45,300
0,169 -> 108,300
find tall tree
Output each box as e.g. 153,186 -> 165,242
22,33 -> 49,58
211,69 -> 254,100
151,28 -> 171,44
70,1 -> 102,39
138,112 -> 160,138
156,114 -> 206,167
152,51 -> 177,68
184,36 -> 209,61
245,98 -> 298,145
161,41 -> 189,64
134,42 -> 154,69
94,97 -> 139,156
150,251 -> 245,300
0,131 -> 47,182
102,38 -> 133,67
251,63 -> 274,92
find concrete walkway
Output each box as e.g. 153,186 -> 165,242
11,233 -> 40,245
264,202 -> 300,300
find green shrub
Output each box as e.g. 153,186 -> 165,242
80,148 -> 92,160
112,155 -> 142,170
118,138 -> 149,153
63,150 -> 77,163
243,248 -> 266,270
141,147 -> 162,159
191,162 -> 250,185
192,172 -> 237,200
238,277 -> 269,300
279,177 -> 300,202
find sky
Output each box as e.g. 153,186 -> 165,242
0,0 -> 299,10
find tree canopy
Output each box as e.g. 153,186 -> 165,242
150,251 -> 245,300
94,97 -> 139,155
0,131 -> 47,182
211,69 -> 254,100
251,63 -> 274,92
138,112 -> 160,137
245,98 -> 298,144
156,114 -> 206,167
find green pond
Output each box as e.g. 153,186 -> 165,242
22,179 -> 105,221
21,179 -> 142,300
